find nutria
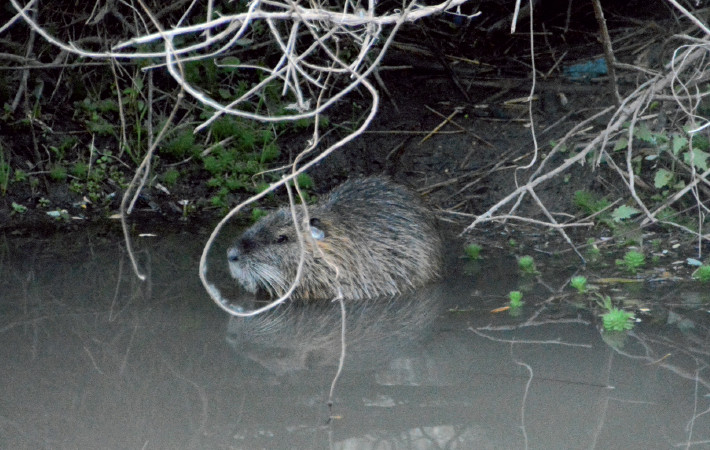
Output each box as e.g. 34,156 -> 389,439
227,176 -> 443,300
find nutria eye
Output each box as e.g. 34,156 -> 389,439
275,234 -> 289,244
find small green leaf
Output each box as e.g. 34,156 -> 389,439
672,135 -> 688,154
635,123 -> 654,143
221,56 -> 241,66
614,136 -> 628,151
612,205 -> 641,222
654,169 -> 673,189
684,148 -> 709,171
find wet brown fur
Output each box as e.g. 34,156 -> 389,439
227,176 -> 443,300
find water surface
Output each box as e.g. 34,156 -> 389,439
1,229 -> 709,449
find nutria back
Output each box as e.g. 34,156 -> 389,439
227,176 -> 443,300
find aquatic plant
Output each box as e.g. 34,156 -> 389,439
616,250 -> 645,274
518,255 -> 537,274
464,244 -> 482,260
597,295 -> 634,331
509,291 -> 523,308
692,265 -> 710,283
570,276 -> 588,293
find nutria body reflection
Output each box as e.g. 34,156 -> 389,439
227,176 -> 443,300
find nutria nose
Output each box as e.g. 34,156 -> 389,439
227,247 -> 240,262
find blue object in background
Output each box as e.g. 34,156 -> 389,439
564,58 -> 608,81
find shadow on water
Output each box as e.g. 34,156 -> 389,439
0,229 -> 709,449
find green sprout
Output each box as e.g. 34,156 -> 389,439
692,265 -> 710,283
518,255 -> 537,274
616,250 -> 645,274
597,295 -> 634,331
570,276 -> 588,293
509,291 -> 523,308
464,244 -> 482,260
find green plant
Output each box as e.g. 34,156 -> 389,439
464,244 -> 482,260
162,130 -> 198,158
13,169 -> 27,183
71,162 -> 89,179
38,197 -> 50,208
518,255 -> 537,274
616,250 -> 645,274
586,238 -> 600,258
252,208 -> 267,222
692,265 -> 710,283
161,169 -> 180,187
574,190 -> 610,215
11,202 -> 27,214
570,275 -> 588,293
0,145 -> 10,194
509,291 -> 523,308
597,294 -> 634,331
49,165 -> 67,182
295,173 -> 314,190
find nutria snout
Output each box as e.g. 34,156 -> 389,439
227,176 -> 443,300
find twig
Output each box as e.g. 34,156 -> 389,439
590,0 -> 621,105
419,106 -> 464,144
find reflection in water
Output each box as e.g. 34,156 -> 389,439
225,290 -> 440,377
0,230 -> 709,449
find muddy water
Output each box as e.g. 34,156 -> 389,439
1,229 -> 709,449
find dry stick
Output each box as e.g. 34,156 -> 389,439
424,104 -> 494,147
526,187 -> 586,262
119,1 -> 186,280
444,211 -> 593,229
419,106 -> 464,144
0,0 -> 35,35
9,1 -> 37,113
590,0 -> 621,106
665,0 -> 710,35
8,0 -> 466,126
495,42 -> 704,243
464,106 -> 622,233
504,0 -> 541,222
417,21 -> 471,103
623,90 -> 655,218
109,59 -> 129,158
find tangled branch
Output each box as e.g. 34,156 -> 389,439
465,2 -> 710,256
